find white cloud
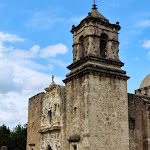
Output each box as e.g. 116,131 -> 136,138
30,45 -> 40,54
0,41 -> 13,52
0,59 -> 18,93
26,11 -> 63,30
70,15 -> 86,25
138,20 -> 150,28
50,59 -> 68,67
40,43 -> 68,57
0,32 -> 67,129
0,92 -> 28,128
48,64 -> 54,70
0,32 -> 24,43
26,10 -> 86,30
142,40 -> 150,49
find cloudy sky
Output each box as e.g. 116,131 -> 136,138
0,0 -> 150,129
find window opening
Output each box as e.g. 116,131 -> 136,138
74,107 -> 77,117
73,145 -> 77,150
100,33 -> 108,58
48,145 -> 52,150
79,35 -> 84,58
49,110 -> 52,124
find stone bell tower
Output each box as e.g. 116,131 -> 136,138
63,4 -> 129,150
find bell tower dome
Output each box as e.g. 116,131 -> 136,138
62,4 -> 129,150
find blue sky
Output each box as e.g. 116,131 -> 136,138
0,0 -> 150,129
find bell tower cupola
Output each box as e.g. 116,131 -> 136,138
64,4 -> 128,83
71,4 -> 121,63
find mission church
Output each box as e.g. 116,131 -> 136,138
26,4 -> 150,150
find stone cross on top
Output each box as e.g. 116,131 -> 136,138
92,0 -> 97,9
52,75 -> 54,84
93,0 -> 96,4
50,75 -> 56,85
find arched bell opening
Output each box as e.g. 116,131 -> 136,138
78,35 -> 84,58
100,33 -> 108,58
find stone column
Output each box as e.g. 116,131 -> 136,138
106,40 -> 119,60
106,40 -> 112,59
87,36 -> 93,55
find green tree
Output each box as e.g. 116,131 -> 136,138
9,123 -> 27,150
0,123 -> 27,150
0,124 -> 10,148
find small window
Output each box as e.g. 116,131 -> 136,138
74,107 -> 77,117
49,110 -> 52,124
73,145 -> 77,150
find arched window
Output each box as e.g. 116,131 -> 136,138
100,33 -> 108,58
78,35 -> 84,58
49,110 -> 52,124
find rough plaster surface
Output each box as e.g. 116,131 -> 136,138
62,73 -> 129,150
26,92 -> 45,150
128,94 -> 150,150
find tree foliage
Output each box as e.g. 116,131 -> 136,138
0,125 -> 10,147
0,123 -> 27,150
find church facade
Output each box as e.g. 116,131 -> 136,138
26,4 -> 150,150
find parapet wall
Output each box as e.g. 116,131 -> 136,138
135,86 -> 150,96
128,93 -> 150,150
26,92 -> 45,150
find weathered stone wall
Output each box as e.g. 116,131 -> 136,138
128,93 -> 150,150
88,74 -> 129,150
40,131 -> 61,150
26,92 -> 45,150
128,94 -> 144,150
62,74 -> 89,150
63,73 -> 129,150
